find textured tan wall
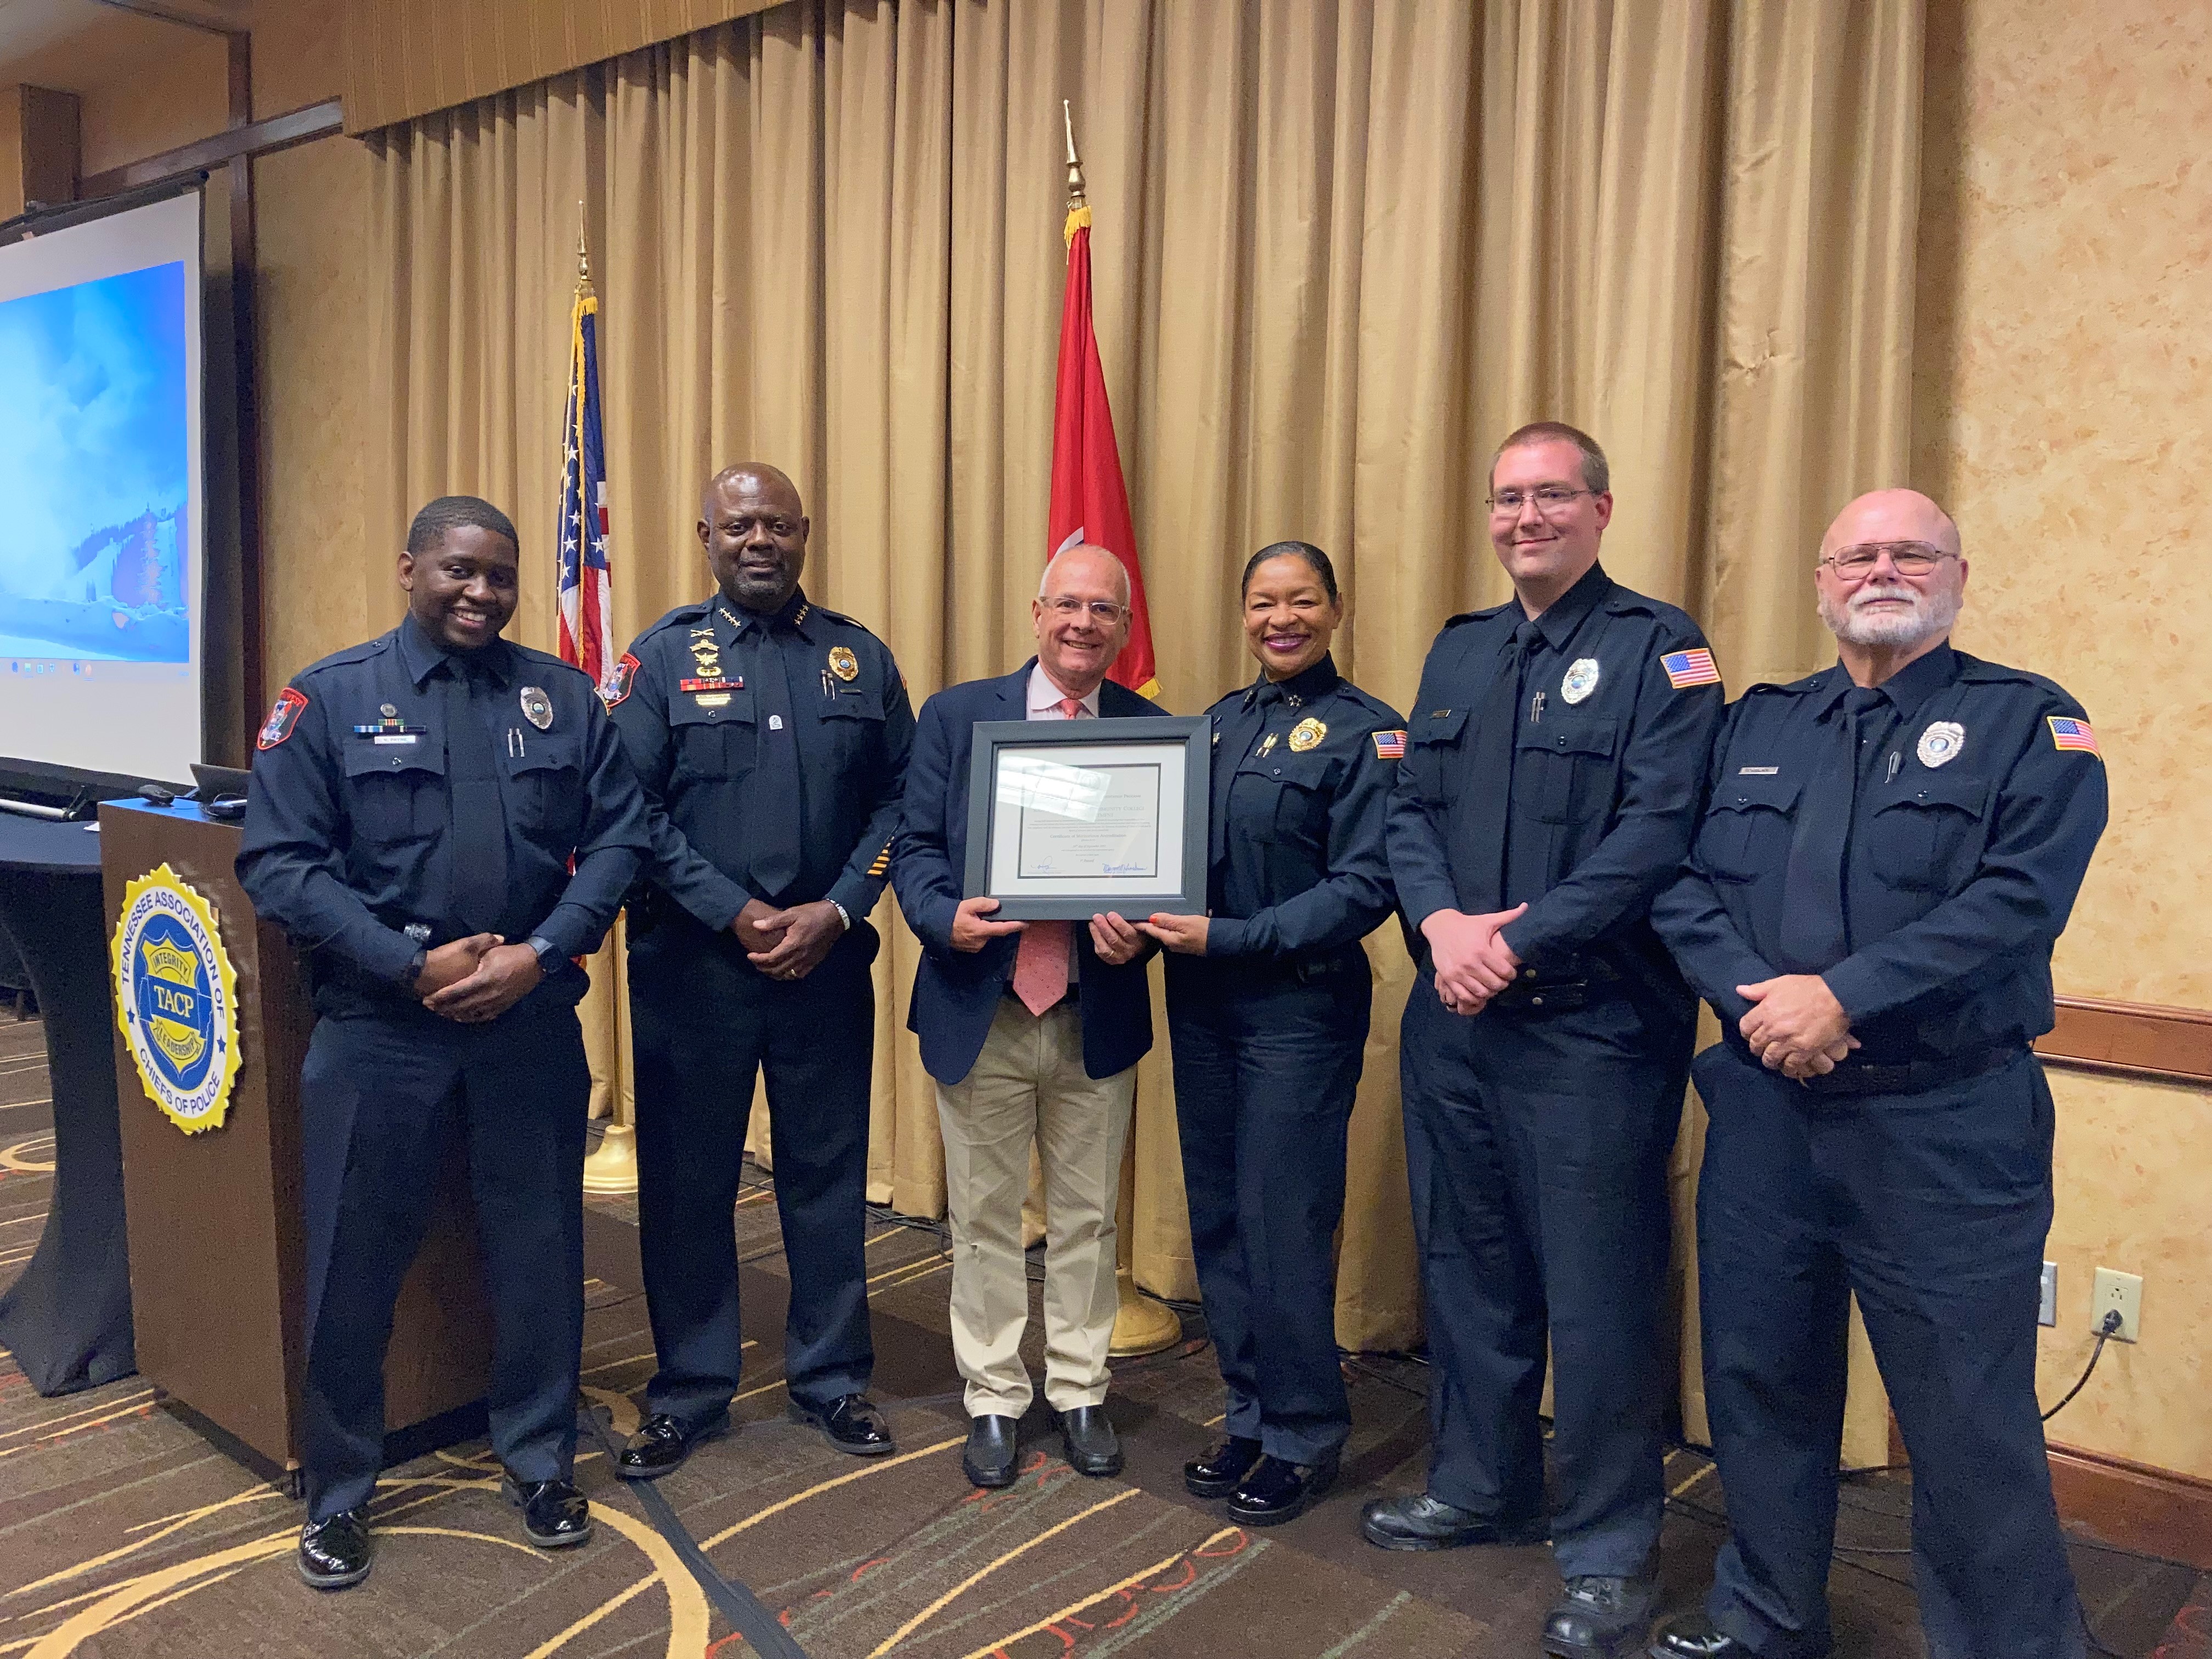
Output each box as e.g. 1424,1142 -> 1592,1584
1914,0 -> 2212,1478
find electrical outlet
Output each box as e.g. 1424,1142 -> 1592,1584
2091,1267 -> 2142,1342
2039,1262 -> 2058,1327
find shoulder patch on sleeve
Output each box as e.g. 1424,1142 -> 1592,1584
602,652 -> 641,708
257,687 -> 309,750
1660,647 -> 1722,689
2047,715 -> 2101,757
1371,729 -> 1407,760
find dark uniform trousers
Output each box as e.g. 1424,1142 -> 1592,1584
300,997 -> 589,1522
629,915 -> 876,1426
1169,955 -> 1370,1466
1401,974 -> 1689,1579
1695,1042 -> 2080,1659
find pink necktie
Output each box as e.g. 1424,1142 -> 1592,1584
1012,697 -> 1082,1014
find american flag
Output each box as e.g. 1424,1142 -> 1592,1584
1372,729 -> 1407,760
1661,647 -> 1722,690
2048,715 -> 2101,756
557,254 -> 613,693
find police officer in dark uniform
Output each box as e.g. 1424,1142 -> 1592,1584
1138,541 -> 1403,1528
239,495 -> 647,1590
1646,490 -> 2108,1659
606,462 -> 914,1475
1373,424 -> 1724,1659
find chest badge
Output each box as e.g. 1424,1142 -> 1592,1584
1288,716 -> 1327,753
1561,658 -> 1601,705
519,685 -> 554,731
1916,720 -> 1966,769
827,645 -> 859,682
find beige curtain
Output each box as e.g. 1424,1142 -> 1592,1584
362,0 -> 1920,1449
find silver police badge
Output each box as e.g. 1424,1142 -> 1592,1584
519,685 -> 554,731
1917,720 -> 1966,769
1561,658 -> 1601,705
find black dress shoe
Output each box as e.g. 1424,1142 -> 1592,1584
1646,1613 -> 1761,1658
1056,1404 -> 1122,1476
1359,1491 -> 1548,1551
963,1414 -> 1020,1488
503,1475 -> 593,1548
1183,1435 -> 1262,1499
1226,1453 -> 1338,1526
617,1411 -> 731,1480
789,1393 -> 895,1456
297,1509 -> 372,1590
1542,1575 -> 1660,1659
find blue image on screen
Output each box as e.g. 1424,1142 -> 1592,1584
0,261 -> 190,663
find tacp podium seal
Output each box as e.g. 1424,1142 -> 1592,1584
111,864 -> 242,1135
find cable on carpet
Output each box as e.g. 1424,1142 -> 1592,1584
577,1400 -> 811,1659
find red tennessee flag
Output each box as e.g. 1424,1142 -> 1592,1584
1049,206 -> 1160,699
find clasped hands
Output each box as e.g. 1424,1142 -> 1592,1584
1421,904 -> 1528,1015
733,898 -> 845,981
947,895 -> 1148,964
413,933 -> 540,1023
1736,974 -> 1859,1081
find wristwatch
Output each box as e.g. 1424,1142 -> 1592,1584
525,935 -> 563,973
828,900 -> 851,933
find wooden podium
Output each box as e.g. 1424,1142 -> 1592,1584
98,800 -> 491,1483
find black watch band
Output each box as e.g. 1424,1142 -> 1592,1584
526,935 -> 562,972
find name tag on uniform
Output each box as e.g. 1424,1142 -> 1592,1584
353,721 -> 427,746
1738,765 -> 1779,775
373,734 -> 420,746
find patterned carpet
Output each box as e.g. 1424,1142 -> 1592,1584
1,1011 -> 2203,1658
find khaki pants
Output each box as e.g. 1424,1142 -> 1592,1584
934,996 -> 1135,1417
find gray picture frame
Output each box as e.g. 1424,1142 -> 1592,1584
961,714 -> 1211,919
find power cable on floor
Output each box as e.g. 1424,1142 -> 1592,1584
578,1401 -> 811,1659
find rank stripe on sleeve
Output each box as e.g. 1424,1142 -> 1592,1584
2047,715 -> 2101,755
1660,647 -> 1721,690
1372,729 -> 1407,760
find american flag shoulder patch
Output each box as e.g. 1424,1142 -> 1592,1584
1372,729 -> 1407,760
2048,715 -> 2101,756
1660,647 -> 1722,690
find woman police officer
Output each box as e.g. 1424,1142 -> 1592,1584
1138,541 -> 1406,1526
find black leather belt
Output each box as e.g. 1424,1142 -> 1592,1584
1725,1035 -> 2021,1096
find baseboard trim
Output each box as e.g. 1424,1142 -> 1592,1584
2047,1440 -> 2212,1572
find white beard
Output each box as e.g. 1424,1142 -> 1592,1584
1821,579 -> 1961,648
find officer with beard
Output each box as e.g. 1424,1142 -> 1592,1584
1647,489 -> 2108,1659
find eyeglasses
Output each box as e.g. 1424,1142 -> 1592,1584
1817,541 -> 1956,578
1487,486 -> 1595,516
1043,597 -> 1126,623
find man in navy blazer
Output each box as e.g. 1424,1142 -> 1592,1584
895,544 -> 1159,1489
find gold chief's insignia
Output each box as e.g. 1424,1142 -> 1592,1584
828,645 -> 859,682
1288,716 -> 1327,752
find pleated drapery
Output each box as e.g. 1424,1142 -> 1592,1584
364,0 -> 1921,1455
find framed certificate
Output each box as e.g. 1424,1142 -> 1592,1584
962,715 -> 1210,920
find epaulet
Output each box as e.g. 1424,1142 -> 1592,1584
1338,684 -> 1407,729
1442,604 -> 1506,628
507,642 -> 595,685
1952,652 -> 2076,704
1740,669 -> 1829,698
295,632 -> 392,680
815,604 -> 870,631
632,600 -> 714,647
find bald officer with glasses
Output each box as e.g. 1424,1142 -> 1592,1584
1375,422 -> 1724,1659
1646,490 -> 2107,1659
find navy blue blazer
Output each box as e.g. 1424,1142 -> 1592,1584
895,660 -> 1161,1085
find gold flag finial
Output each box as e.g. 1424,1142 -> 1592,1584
575,199 -> 595,296
1063,99 -> 1086,213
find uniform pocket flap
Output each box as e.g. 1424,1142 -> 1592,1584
342,735 -> 444,777
1515,714 -> 1619,759
1412,704 -> 1470,744
819,687 -> 884,721
1879,774 -> 1991,816
1713,774 -> 1801,814
667,690 -> 755,726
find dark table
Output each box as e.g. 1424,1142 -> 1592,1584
0,811 -> 136,1394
